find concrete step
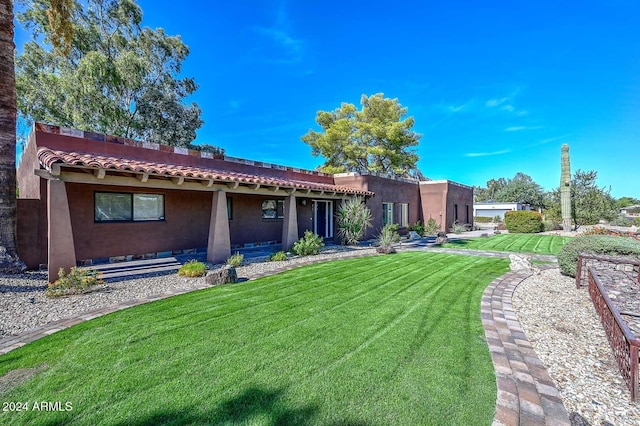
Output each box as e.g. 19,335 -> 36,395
90,257 -> 182,281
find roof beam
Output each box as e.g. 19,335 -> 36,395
248,183 -> 260,190
51,164 -> 61,176
94,168 -> 106,179
284,188 -> 297,194
137,173 -> 149,183
172,177 -> 185,186
269,185 -> 279,192
226,181 -> 239,189
203,179 -> 214,188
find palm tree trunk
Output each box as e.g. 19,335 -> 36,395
0,0 -> 26,273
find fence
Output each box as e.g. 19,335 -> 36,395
576,253 -> 640,289
586,262 -> 640,400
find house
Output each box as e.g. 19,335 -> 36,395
17,123 -> 473,281
620,205 -> 640,218
473,202 -> 530,220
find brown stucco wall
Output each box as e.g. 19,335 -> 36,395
17,132 -> 42,199
420,181 -> 473,231
16,188 -> 47,269
334,175 -> 420,239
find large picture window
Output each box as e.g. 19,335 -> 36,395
95,192 -> 164,222
262,199 -> 284,219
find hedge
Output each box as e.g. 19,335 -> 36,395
474,216 -> 492,223
504,210 -> 543,233
557,235 -> 640,277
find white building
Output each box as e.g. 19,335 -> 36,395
473,202 -> 530,220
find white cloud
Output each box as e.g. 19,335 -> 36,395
464,149 -> 512,157
504,125 -> 543,132
486,97 -> 508,107
447,104 -> 466,113
252,1 -> 307,66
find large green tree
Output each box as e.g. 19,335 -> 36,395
474,173 -> 545,207
16,0 -> 205,147
301,93 -> 421,177
544,169 -> 617,228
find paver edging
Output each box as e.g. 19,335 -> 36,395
482,269 -> 571,426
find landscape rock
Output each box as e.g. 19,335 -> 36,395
407,231 -> 422,240
434,232 -> 449,245
376,246 -> 396,254
205,265 -> 238,286
508,253 -> 538,273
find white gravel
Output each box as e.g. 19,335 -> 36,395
513,268 -> 640,426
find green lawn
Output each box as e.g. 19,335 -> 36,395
442,233 -> 572,255
0,252 -> 508,426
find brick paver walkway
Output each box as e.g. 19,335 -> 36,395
482,270 -> 571,426
0,248 -> 570,425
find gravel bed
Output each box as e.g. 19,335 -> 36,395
0,245 -> 376,340
513,268 -> 640,426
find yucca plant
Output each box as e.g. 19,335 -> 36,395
337,196 -> 373,245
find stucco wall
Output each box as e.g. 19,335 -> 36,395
16,186 -> 48,269
420,181 -> 473,231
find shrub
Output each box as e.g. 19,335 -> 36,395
634,217 -> 640,227
492,215 -> 502,224
424,218 -> 440,235
292,231 -> 324,256
409,220 -> 425,236
609,215 -> 632,226
376,224 -> 400,253
226,252 -> 244,267
504,211 -> 543,233
557,235 -> 640,277
178,260 -> 207,277
336,196 -> 372,245
268,251 -> 288,262
449,221 -> 467,234
474,216 -> 492,223
582,226 -> 611,236
496,223 -> 507,231
46,267 -> 104,297
542,221 -> 557,232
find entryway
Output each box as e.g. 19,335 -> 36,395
313,200 -> 334,239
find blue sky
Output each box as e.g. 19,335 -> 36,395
14,0 -> 640,198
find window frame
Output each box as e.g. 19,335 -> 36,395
398,203 -> 409,227
261,199 -> 285,220
382,202 -> 394,226
94,191 -> 165,223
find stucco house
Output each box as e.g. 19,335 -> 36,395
17,123 -> 473,281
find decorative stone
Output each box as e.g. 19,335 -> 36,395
205,265 -> 238,286
434,232 -> 449,245
407,231 -> 422,240
509,254 -> 538,273
376,246 -> 396,254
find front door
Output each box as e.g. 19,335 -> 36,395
313,200 -> 333,239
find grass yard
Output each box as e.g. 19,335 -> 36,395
442,233 -> 572,255
0,252 -> 508,426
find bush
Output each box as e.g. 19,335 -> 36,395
634,217 -> 640,227
493,215 -> 502,224
449,221 -> 467,234
542,221 -> 558,232
474,216 -> 492,223
46,267 -> 104,297
376,224 -> 400,253
268,251 -> 288,261
409,220 -> 425,236
504,211 -> 543,233
336,196 -> 372,245
609,215 -> 632,226
178,260 -> 207,277
557,235 -> 640,277
292,231 -> 324,256
226,252 -> 244,267
424,218 -> 440,235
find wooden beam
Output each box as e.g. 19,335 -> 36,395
248,183 -> 261,190
172,177 -> 185,186
269,185 -> 280,192
137,173 -> 149,183
94,168 -> 106,179
226,181 -> 239,189
285,188 -> 297,194
51,164 -> 61,176
203,179 -> 214,188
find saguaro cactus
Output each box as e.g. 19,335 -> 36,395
560,144 -> 572,231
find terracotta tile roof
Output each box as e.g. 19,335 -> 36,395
37,147 -> 373,196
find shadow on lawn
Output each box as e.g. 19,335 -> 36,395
441,239 -> 469,247
125,386 -> 373,426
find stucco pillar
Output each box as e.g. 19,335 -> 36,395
47,180 -> 76,283
281,194 -> 298,251
207,190 -> 231,264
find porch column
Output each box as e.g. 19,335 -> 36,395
207,190 -> 231,264
47,180 -> 76,283
281,194 -> 298,251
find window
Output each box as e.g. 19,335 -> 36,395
262,199 -> 284,219
454,204 -> 459,222
227,197 -> 233,220
382,202 -> 394,226
398,203 -> 409,227
95,192 -> 164,222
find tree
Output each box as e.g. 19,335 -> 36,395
0,0 -> 72,273
544,169 -> 617,228
16,0 -> 208,148
301,93 -> 420,177
617,197 -> 640,209
474,173 -> 544,207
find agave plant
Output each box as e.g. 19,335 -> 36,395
337,196 -> 373,245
